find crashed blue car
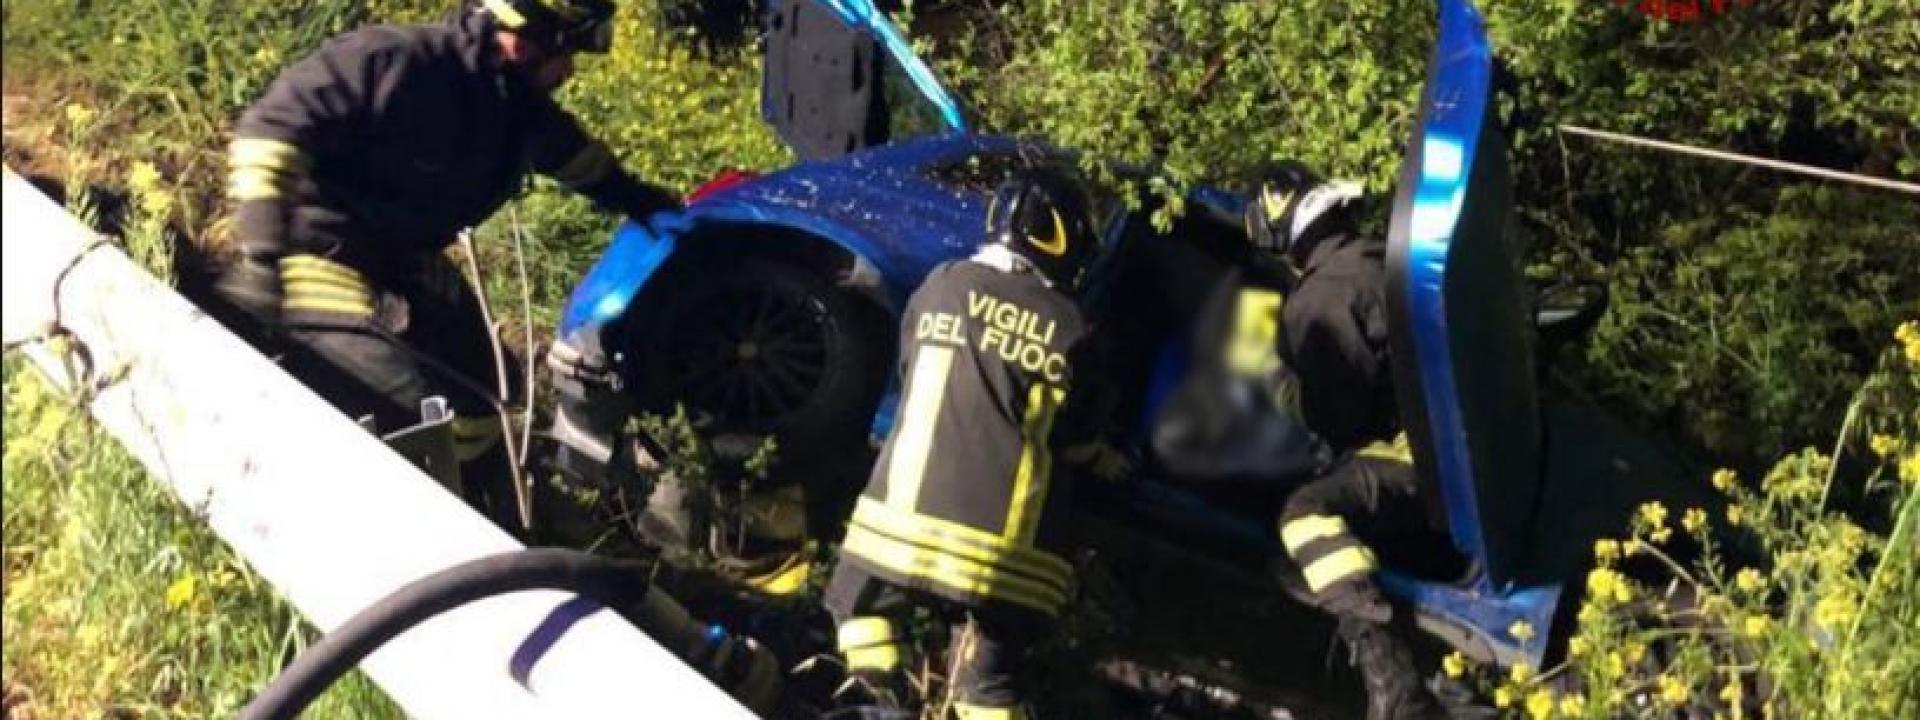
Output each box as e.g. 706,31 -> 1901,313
553,0 -> 1712,708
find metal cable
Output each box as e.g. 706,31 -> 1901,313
1557,124 -> 1920,196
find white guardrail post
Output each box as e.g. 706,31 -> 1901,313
0,168 -> 754,719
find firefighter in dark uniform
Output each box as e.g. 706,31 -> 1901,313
826,167 -> 1109,720
1241,164 -> 1454,720
212,0 -> 681,528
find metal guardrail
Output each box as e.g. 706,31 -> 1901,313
0,168 -> 755,719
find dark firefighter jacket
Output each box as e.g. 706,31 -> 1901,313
228,10 -> 675,276
840,260 -> 1097,618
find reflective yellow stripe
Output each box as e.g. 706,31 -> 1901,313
1302,546 -> 1378,594
280,278 -> 368,299
282,297 -> 375,317
1227,288 -> 1284,376
228,167 -> 282,200
846,644 -> 901,672
742,548 -> 812,596
837,617 -> 896,650
278,255 -> 375,317
1004,383 -> 1064,544
885,344 -> 954,513
280,254 -> 365,277
480,0 -> 528,27
550,142 -> 614,188
852,497 -> 1074,584
955,703 -> 1026,720
1356,432 -> 1412,464
838,617 -> 902,671
1280,514 -> 1349,554
228,139 -> 308,200
281,267 -> 370,291
230,139 -> 310,173
841,523 -> 1067,616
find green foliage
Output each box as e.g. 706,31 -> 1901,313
935,0 -> 1433,190
1451,323 -> 1920,719
1,361 -> 402,719
1579,186 -> 1920,463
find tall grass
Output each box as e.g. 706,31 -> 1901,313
2,360 -> 402,719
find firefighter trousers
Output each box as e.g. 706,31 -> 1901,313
825,563 -> 1048,716
273,252 -> 523,525
1275,438 -> 1463,621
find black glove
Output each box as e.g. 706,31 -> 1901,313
582,171 -> 684,223
213,255 -> 283,338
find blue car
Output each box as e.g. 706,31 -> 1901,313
557,0 -> 1711,694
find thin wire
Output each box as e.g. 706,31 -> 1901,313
506,207 -> 539,483
1557,124 -> 1920,196
459,229 -> 534,534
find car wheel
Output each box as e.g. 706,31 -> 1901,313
624,255 -> 890,474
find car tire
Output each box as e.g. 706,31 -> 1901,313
623,254 -> 891,479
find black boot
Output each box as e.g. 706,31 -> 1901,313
1337,615 -> 1447,720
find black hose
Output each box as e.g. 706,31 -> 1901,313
240,548 -> 654,720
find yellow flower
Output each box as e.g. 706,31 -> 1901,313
164,573 -> 198,611
1558,693 -> 1586,717
1899,321 -> 1920,366
1814,592 -> 1857,630
1869,434 -> 1901,458
1586,567 -> 1633,605
1510,661 -> 1535,684
1682,507 -> 1708,533
1720,678 -> 1743,705
1901,451 -> 1920,486
1649,527 -> 1674,545
1443,651 -> 1468,679
1603,651 -> 1626,678
1526,688 -> 1556,719
1710,468 -> 1738,492
64,102 -> 97,129
1510,621 -> 1536,643
1658,675 -> 1689,704
1593,539 -> 1621,564
1726,505 -> 1745,526
129,161 -> 162,195
1638,501 -> 1669,529
1735,568 -> 1765,593
1568,636 -> 1591,658
1495,686 -> 1516,709
1741,614 -> 1771,638
1625,641 -> 1648,664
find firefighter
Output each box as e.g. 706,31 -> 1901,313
825,166 -> 1110,719
212,0 -> 682,529
1244,164 -> 1456,720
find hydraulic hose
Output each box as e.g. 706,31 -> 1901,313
239,547 -> 779,720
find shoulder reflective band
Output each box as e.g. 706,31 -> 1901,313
229,139 -> 311,201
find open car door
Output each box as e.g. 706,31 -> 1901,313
1373,0 -> 1561,667
761,0 -> 969,161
